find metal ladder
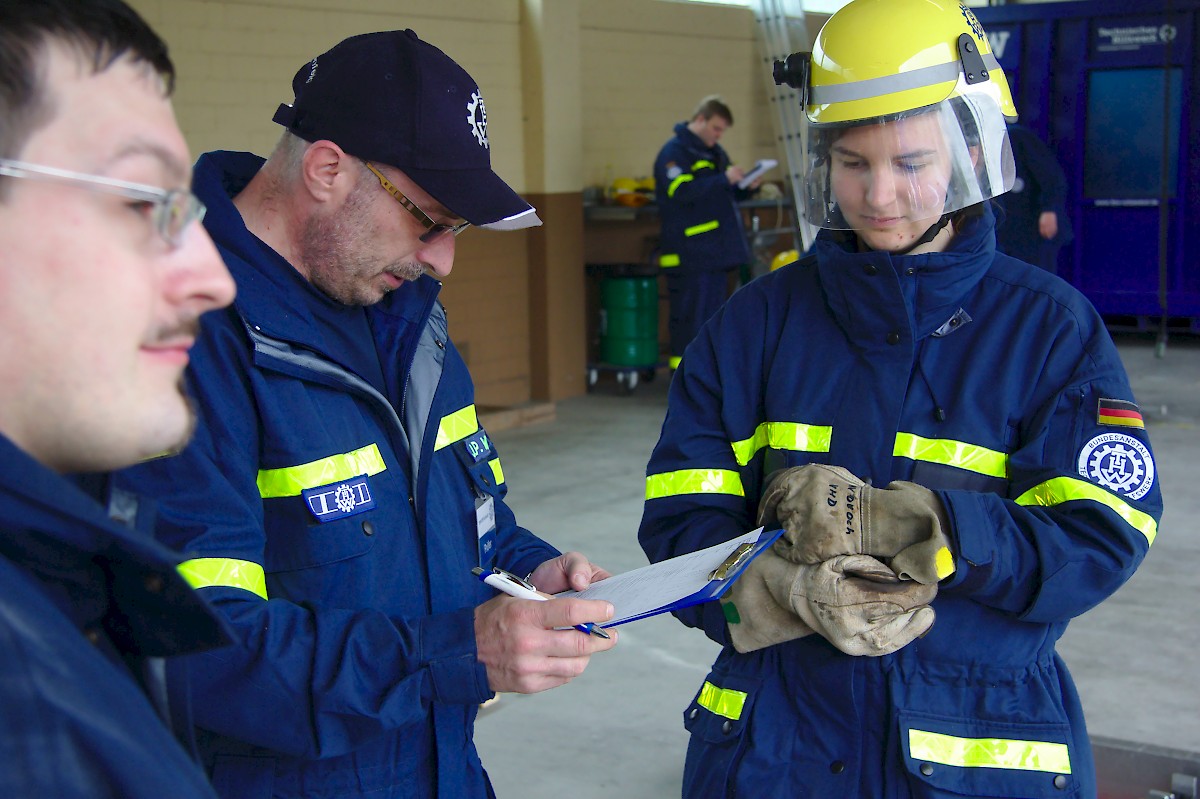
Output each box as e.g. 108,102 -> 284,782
749,0 -> 819,252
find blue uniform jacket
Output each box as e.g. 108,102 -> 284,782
653,122 -> 752,272
639,208 -> 1161,798
0,435 -> 227,798
116,151 -> 560,799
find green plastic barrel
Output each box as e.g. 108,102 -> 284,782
599,276 -> 658,366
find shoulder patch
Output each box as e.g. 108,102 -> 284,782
1097,398 -> 1145,429
1077,432 -> 1155,500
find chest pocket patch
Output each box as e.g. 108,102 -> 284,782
301,474 -> 377,523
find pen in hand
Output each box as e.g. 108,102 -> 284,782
471,566 -> 612,639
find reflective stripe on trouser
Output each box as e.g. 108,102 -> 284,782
178,558 -> 268,599
908,729 -> 1071,774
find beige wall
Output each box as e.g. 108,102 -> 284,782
126,0 -> 784,406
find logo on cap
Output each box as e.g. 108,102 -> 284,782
467,91 -> 489,149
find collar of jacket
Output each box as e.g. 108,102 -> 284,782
673,121 -> 724,161
0,434 -> 230,657
194,150 -> 442,358
813,206 -> 997,346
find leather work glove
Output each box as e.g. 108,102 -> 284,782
758,464 -> 956,585
722,548 -> 936,656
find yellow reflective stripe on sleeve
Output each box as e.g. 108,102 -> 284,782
668,355 -> 682,369
433,404 -> 479,451
908,729 -> 1071,774
257,443 -> 386,498
730,421 -> 833,466
667,174 -> 693,198
893,433 -> 1008,479
691,159 -> 716,172
177,558 -> 268,600
488,457 -> 505,486
1015,475 -> 1157,545
645,469 -> 745,500
685,220 -> 720,237
660,253 -> 681,267
697,680 -> 747,720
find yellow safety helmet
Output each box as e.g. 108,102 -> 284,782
775,0 -> 1017,233
807,0 -> 1016,126
770,249 -> 800,271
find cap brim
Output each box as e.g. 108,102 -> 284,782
403,165 -> 541,229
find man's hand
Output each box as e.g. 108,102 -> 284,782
725,165 -> 746,186
527,551 -> 612,594
474,592 -> 616,694
1038,210 -> 1058,240
757,464 -> 955,584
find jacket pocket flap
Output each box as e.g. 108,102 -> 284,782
900,711 -> 1078,797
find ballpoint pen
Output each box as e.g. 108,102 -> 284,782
471,566 -> 611,639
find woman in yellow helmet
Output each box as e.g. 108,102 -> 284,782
639,2 -> 1160,797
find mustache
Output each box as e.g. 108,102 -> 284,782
144,316 -> 202,348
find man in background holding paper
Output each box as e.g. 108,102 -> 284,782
639,1 -> 1160,796
653,95 -> 761,369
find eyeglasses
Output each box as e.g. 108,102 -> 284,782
0,158 -> 205,248
362,161 -> 470,243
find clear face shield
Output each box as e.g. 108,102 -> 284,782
799,86 -> 1014,232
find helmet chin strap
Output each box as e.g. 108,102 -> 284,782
893,213 -> 953,255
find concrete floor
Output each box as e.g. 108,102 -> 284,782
474,333 -> 1200,798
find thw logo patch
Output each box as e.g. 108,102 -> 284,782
302,474 -> 377,523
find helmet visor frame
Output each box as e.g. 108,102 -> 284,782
798,83 -> 1015,232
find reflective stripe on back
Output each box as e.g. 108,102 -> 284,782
257,443 -> 386,498
893,432 -> 1008,478
697,681 -> 746,720
645,469 -> 745,500
685,220 -> 720,237
731,421 -> 832,466
908,729 -> 1071,774
178,558 -> 268,600
433,404 -> 479,450
1015,475 -> 1157,545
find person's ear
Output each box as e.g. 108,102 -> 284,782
300,140 -> 354,204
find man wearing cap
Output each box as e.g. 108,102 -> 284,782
116,29 -> 616,799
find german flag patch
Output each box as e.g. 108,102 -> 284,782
1097,398 -> 1145,429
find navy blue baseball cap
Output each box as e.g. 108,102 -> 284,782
272,29 -> 540,230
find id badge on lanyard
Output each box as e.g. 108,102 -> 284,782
476,494 -> 497,566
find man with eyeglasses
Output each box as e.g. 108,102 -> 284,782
115,29 -> 617,799
0,0 -> 236,796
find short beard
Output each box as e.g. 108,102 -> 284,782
297,188 -> 426,306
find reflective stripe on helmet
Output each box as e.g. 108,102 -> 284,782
810,54 -> 1000,107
